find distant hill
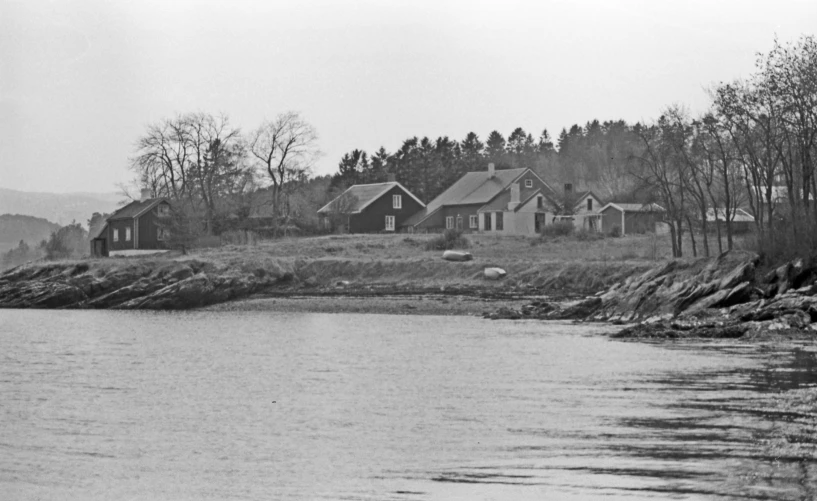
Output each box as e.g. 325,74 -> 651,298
0,187 -> 122,227
0,214 -> 61,253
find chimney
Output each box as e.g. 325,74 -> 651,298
140,188 -> 152,202
508,182 -> 521,211
488,162 -> 495,177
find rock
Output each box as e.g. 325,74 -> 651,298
0,281 -> 86,308
0,260 -> 283,311
553,297 -> 602,319
718,261 -> 755,291
715,281 -> 754,308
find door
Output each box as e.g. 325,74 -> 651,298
456,216 -> 463,231
535,213 -> 545,233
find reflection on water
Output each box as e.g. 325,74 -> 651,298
0,310 -> 815,501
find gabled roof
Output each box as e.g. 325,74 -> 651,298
404,168 -> 554,226
601,202 -> 665,213
572,190 -> 603,206
516,189 -> 559,212
317,182 -> 424,214
477,186 -> 553,213
90,223 -> 108,240
107,198 -> 169,221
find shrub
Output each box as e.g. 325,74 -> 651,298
575,229 -> 604,241
541,221 -> 574,238
425,229 -> 470,251
608,225 -> 622,238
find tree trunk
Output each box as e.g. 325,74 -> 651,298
686,216 -> 697,257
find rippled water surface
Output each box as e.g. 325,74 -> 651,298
1,310 -> 816,500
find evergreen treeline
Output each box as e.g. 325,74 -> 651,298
331,123 -> 644,204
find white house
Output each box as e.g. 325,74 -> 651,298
475,184 -> 603,235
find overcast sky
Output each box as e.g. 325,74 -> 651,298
1,0 -> 815,194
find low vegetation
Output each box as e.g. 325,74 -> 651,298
424,229 -> 470,251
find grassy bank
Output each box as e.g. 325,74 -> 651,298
180,232 -> 675,295
0,232 -> 683,311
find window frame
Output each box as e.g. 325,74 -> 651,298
392,194 -> 402,209
587,198 -> 593,211
537,196 -> 543,209
113,228 -> 119,242
483,213 -> 492,231
525,179 -> 533,188
445,216 -> 454,229
469,215 -> 478,228
125,226 -> 132,242
385,215 -> 395,231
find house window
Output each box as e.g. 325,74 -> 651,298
525,179 -> 533,188
587,198 -> 593,211
385,215 -> 395,231
113,229 -> 119,242
469,215 -> 478,228
446,216 -> 454,229
484,213 -> 492,231
125,227 -> 132,241
157,227 -> 169,241
495,212 -> 504,231
537,196 -> 543,209
393,195 -> 402,209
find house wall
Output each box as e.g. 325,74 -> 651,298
348,185 -> 424,233
137,202 -> 171,249
574,195 -> 602,215
477,192 -> 557,236
624,212 -> 659,234
601,207 -> 624,234
415,169 -> 551,232
107,219 -> 136,251
433,204 -> 483,232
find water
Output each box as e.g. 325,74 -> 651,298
1,310 -> 816,500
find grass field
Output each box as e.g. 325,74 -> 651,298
2,230 -> 755,298
195,231 -> 753,264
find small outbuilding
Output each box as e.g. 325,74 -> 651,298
703,208 -> 756,233
91,189 -> 172,257
600,202 -> 665,235
317,182 -> 425,233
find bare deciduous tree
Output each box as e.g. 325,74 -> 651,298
250,112 -> 320,231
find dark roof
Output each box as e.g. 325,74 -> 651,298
90,223 -> 108,240
317,182 -> 424,214
107,198 -> 169,220
404,168 -> 554,226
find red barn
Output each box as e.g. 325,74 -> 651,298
317,182 -> 425,233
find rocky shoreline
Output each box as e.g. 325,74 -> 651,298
0,257 -> 576,311
487,250 -> 817,341
4,250 -> 817,344
0,260 -> 293,310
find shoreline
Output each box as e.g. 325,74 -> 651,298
202,293 -> 541,316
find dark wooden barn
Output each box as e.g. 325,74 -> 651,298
90,191 -> 171,257
317,182 -> 425,234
